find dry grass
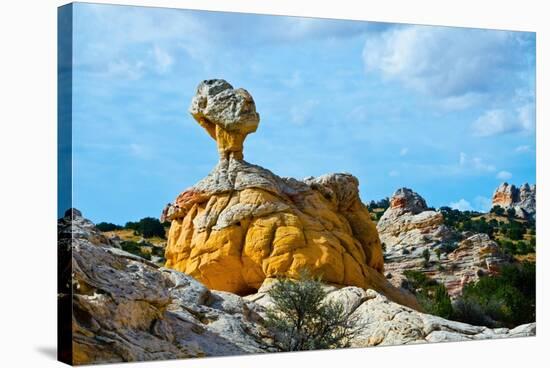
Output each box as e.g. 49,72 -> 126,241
514,253 -> 536,263
471,213 -> 527,224
104,229 -> 167,247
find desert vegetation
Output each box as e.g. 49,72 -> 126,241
403,263 -> 535,328
265,273 -> 363,351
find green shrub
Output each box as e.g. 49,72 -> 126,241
491,205 -> 505,216
120,241 -> 151,260
452,298 -> 496,327
422,249 -> 431,267
498,239 -> 517,255
403,270 -> 433,288
96,222 -> 123,232
264,273 -> 362,351
453,263 -> 535,327
151,246 -> 165,257
367,198 -> 390,211
402,270 -> 452,319
125,217 -> 166,238
428,285 -> 453,319
440,242 -> 458,253
506,220 -> 526,241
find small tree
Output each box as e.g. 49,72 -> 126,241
491,205 -> 505,216
422,249 -> 431,267
125,217 -> 166,238
431,285 -> 453,319
264,273 -> 363,351
96,222 -> 123,232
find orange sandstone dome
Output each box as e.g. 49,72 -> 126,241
162,79 -> 419,310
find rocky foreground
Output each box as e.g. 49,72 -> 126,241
60,211 -> 535,365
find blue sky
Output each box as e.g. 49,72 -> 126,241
70,3 -> 536,224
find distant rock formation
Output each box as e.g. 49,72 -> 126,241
377,188 -> 455,252
161,79 -> 418,310
384,233 -> 511,299
61,211 -> 534,364
378,189 -> 510,298
442,233 -> 511,297
492,182 -> 536,219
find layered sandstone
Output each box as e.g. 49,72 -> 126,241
492,182 -> 536,219
377,188 -> 455,252
442,233 -> 511,297
162,79 -> 418,309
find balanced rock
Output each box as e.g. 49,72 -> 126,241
492,182 -> 536,219
162,79 -> 418,310
189,79 -> 259,161
377,188 -> 454,252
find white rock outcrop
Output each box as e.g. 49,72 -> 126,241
377,188 -> 455,252
492,182 -> 536,219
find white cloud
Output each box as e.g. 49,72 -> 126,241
282,71 -> 303,88
152,45 -> 174,74
472,110 -> 509,137
362,26 -> 529,100
105,60 -> 144,80
290,99 -> 319,125
436,92 -> 484,110
496,170 -> 513,180
451,196 -> 492,212
388,170 -> 400,177
472,157 -> 496,172
128,143 -> 152,159
276,17 -> 373,41
450,199 -> 473,211
346,105 -> 369,123
515,145 -> 532,153
459,152 -> 467,166
472,106 -> 534,137
459,152 -> 496,173
399,147 -> 409,156
517,103 -> 535,131
474,196 -> 492,212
